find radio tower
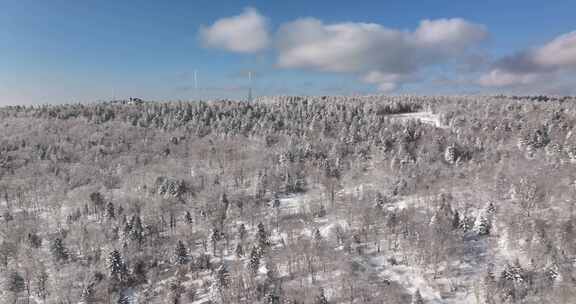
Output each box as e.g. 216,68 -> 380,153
247,71 -> 253,102
193,69 -> 199,101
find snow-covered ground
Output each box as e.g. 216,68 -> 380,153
388,112 -> 446,128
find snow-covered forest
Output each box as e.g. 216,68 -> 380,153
1,95 -> 576,303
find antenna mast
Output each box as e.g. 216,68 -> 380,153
193,69 -> 198,101
247,71 -> 253,102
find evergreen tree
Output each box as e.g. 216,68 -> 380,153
235,243 -> 244,257
174,240 -> 188,265
257,222 -> 270,249
34,264 -> 49,302
216,264 -> 231,290
248,246 -> 261,274
210,228 -> 222,256
452,210 -> 460,230
238,223 -> 247,241
106,202 -> 115,219
486,202 -> 496,215
459,215 -> 474,232
50,237 -> 69,262
5,271 -> 25,294
266,292 -> 281,304
108,249 -> 128,285
117,292 -> 130,304
27,232 -> 42,248
81,283 -> 96,304
313,228 -> 323,244
132,260 -> 147,284
315,288 -> 329,304
477,215 -> 491,236
412,289 -> 424,304
168,279 -> 184,304
127,215 -> 144,245
317,204 -> 327,218
184,211 -> 193,224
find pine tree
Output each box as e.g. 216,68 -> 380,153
412,289 -> 424,304
106,202 -> 115,219
184,211 -> 193,224
168,279 -> 184,304
315,288 -> 329,304
109,249 -> 128,285
257,222 -> 270,249
210,228 -> 222,256
81,283 -> 96,303
452,210 -> 460,230
486,202 -> 496,214
317,204 -> 327,218
235,243 -> 244,257
34,264 -> 49,302
477,215 -> 491,236
216,264 -> 231,290
313,228 -> 323,244
266,292 -> 281,304
128,215 -> 144,245
50,237 -> 69,262
117,292 -> 130,304
174,240 -> 188,265
27,232 -> 42,248
238,223 -> 247,241
132,260 -> 147,284
248,246 -> 261,274
459,215 -> 474,232
5,271 -> 25,294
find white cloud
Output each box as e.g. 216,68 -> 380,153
362,71 -> 406,92
533,31 -> 576,67
479,31 -> 576,88
477,69 -> 541,87
414,18 -> 488,53
276,18 -> 487,91
199,8 -> 269,53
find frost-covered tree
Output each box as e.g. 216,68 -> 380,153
184,211 -> 193,224
238,223 -> 247,241
412,289 -> 424,304
257,222 -> 270,249
248,246 -> 261,274
235,243 -> 244,258
477,215 -> 491,236
108,249 -> 128,286
4,271 -> 25,298
174,240 -> 188,265
315,288 -> 329,304
50,237 -> 69,262
216,264 -> 230,291
106,201 -> 115,219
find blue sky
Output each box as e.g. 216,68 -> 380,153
1,0 -> 576,104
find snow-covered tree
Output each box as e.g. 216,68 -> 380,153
315,288 -> 329,304
257,222 -> 270,249
106,201 -> 115,219
50,237 -> 69,262
108,249 -> 128,286
174,240 -> 188,265
248,246 -> 261,274
216,264 -> 231,290
235,243 -> 244,258
412,289 -> 424,304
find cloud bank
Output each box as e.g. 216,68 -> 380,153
479,31 -> 576,87
276,18 -> 487,91
200,8 -> 576,94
